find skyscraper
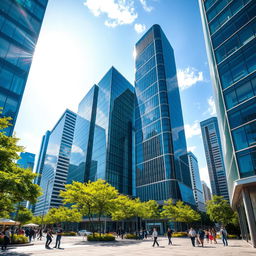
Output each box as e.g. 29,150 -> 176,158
200,117 -> 229,202
34,130 -> 50,187
0,0 -> 48,135
187,152 -> 205,212
202,181 -> 212,202
199,0 -> 256,246
135,24 -> 195,205
17,151 -> 35,170
34,110 -> 76,216
68,67 -> 135,195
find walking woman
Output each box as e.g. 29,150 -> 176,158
209,229 -> 214,244
152,228 -> 159,247
211,228 -> 217,244
167,228 -> 173,245
45,229 -> 53,249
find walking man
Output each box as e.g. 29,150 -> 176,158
54,225 -> 63,249
1,228 -> 11,251
198,229 -> 205,247
45,229 -> 53,249
188,227 -> 196,247
220,226 -> 228,246
167,228 -> 173,245
152,228 -> 159,247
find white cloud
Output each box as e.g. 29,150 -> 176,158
184,121 -> 201,139
134,23 -> 146,33
140,0 -> 153,12
200,167 -> 211,188
207,96 -> 216,116
187,146 -> 196,153
177,67 -> 203,91
83,0 -> 138,28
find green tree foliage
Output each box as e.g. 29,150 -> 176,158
162,199 -> 200,223
15,206 -> 33,225
206,195 -> 234,225
61,179 -> 118,233
44,207 -> 82,224
0,116 -> 41,217
141,200 -> 160,220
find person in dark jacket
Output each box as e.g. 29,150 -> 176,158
45,229 -> 53,249
167,228 -> 173,245
1,228 -> 11,251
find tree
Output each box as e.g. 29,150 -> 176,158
162,199 -> 200,227
142,200 -> 160,221
206,195 -> 235,226
61,179 -> 119,234
0,115 -> 41,217
44,207 -> 82,224
15,206 -> 33,225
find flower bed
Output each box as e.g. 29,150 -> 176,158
0,234 -> 28,244
87,233 -> 115,241
124,234 -> 139,239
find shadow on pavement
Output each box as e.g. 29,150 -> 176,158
0,252 -> 32,256
74,239 -> 145,247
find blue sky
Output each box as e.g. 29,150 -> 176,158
15,0 -> 216,187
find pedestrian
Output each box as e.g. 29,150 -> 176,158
198,229 -> 205,247
54,225 -> 63,249
212,228 -> 217,244
205,229 -> 209,243
45,229 -> 53,249
29,228 -> 34,242
37,228 -> 43,240
152,228 -> 159,247
143,229 -> 148,239
1,228 -> 11,251
167,228 -> 173,245
188,227 -> 196,247
209,229 -> 213,244
220,226 -> 228,246
25,228 -> 30,238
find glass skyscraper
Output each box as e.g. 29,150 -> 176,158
17,151 -> 35,170
187,152 -> 206,212
0,0 -> 48,135
135,24 -> 195,205
200,117 -> 229,202
202,181 -> 212,202
68,67 -> 135,195
34,110 -> 76,216
199,0 -> 256,246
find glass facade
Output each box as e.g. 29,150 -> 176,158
34,110 -> 76,216
135,24 -> 195,205
199,0 -> 256,246
34,130 -> 50,187
187,152 -> 206,212
202,181 -> 212,202
17,151 -> 35,170
0,0 -> 48,135
200,117 -> 230,201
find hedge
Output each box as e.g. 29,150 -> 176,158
172,232 -> 187,237
62,231 -> 77,236
87,233 -> 115,241
124,234 -> 139,239
0,234 -> 29,244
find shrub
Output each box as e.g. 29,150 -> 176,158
87,233 -> 115,241
124,234 -> 139,239
0,235 -> 29,244
172,232 -> 187,237
216,234 -> 238,239
62,231 -> 77,236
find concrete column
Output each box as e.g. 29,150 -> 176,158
242,188 -> 256,248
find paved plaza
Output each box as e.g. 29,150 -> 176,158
0,236 -> 255,256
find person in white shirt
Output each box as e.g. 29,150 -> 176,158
188,227 -> 196,247
152,228 -> 159,247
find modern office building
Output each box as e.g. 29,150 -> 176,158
200,117 -> 229,202
187,152 -> 206,212
0,0 -> 48,135
34,110 -> 76,216
17,151 -> 35,170
134,24 -> 195,205
68,67 -> 135,195
199,0 -> 256,246
34,130 -> 51,186
202,181 -> 212,202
